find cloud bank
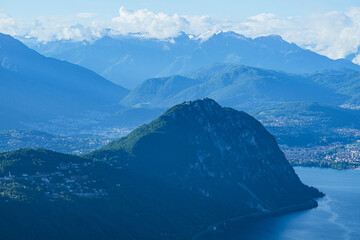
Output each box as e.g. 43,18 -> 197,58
1,7 -> 360,62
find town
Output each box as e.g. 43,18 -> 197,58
281,141 -> 360,169
0,160 -> 113,201
0,129 -> 131,155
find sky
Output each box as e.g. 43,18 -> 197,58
2,0 -> 360,19
1,1 -> 360,62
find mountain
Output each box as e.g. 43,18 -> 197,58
120,75 -> 200,108
120,64 -> 348,110
27,31 -> 360,88
26,34 -> 200,88
0,99 -> 323,240
307,70 -> 360,105
0,33 -> 129,129
252,102 -> 360,146
90,99 -> 323,229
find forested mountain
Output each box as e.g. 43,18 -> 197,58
307,70 -> 360,105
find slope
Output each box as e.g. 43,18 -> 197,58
0,33 -> 129,127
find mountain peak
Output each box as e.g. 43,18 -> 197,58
175,31 -> 191,39
0,33 -> 40,60
166,98 -> 222,115
257,34 -> 285,41
211,31 -> 248,40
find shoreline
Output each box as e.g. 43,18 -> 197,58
191,199 -> 318,240
291,163 -> 359,170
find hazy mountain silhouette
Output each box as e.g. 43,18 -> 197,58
0,33 -> 129,129
120,64 -> 348,110
28,31 -> 360,88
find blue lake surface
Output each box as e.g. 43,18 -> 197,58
199,167 -> 360,240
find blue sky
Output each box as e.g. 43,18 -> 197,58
2,0 -> 360,19
2,0 -> 360,61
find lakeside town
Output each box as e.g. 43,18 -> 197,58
281,141 -> 360,169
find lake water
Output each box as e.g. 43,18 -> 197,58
199,167 -> 360,240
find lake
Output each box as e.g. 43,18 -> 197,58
198,167 -> 360,240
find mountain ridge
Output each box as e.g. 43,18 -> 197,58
120,64 -> 349,109
26,31 -> 360,88
0,33 -> 129,129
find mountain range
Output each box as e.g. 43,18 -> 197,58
0,33 -> 129,129
0,99 -> 323,240
120,64 -> 349,110
3,31 -> 360,145
26,31 -> 360,88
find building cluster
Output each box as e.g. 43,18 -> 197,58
0,130 -> 116,155
334,128 -> 360,138
260,115 -> 318,128
260,114 -> 360,140
281,141 -> 360,169
0,161 -> 109,200
340,104 -> 360,110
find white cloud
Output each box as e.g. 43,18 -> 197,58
211,8 -> 360,61
0,12 -> 23,36
110,7 -> 214,38
0,11 -> 107,42
1,7 -> 360,61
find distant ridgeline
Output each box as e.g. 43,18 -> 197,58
28,31 -> 360,88
0,99 -> 323,240
120,64 -> 350,110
